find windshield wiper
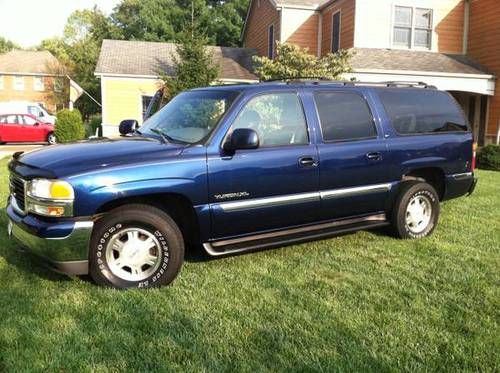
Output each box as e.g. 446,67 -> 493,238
149,128 -> 188,145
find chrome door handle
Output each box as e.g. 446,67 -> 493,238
299,157 -> 318,167
366,152 -> 382,161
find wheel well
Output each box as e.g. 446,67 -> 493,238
95,193 -> 200,245
402,167 -> 445,200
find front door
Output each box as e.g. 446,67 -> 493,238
20,115 -> 45,141
313,90 -> 391,221
207,91 -> 320,239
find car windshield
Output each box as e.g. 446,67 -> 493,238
140,90 -> 239,144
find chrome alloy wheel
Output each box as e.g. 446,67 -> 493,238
405,194 -> 432,234
105,227 -> 163,282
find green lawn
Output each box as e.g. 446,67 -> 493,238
0,158 -> 498,372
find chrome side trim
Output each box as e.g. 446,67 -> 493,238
320,183 -> 392,200
203,213 -> 387,256
451,172 -> 473,180
214,183 -> 393,212
217,192 -> 319,212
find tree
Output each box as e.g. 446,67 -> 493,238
163,28 -> 220,99
39,7 -> 118,119
253,43 -> 353,81
0,36 -> 19,53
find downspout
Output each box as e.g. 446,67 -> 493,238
463,0 -> 470,54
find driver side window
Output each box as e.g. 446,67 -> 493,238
232,92 -> 308,147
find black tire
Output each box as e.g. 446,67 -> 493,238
47,132 -> 57,145
391,181 -> 440,239
89,204 -> 184,289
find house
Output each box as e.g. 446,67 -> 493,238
0,50 -> 67,113
242,0 -> 498,145
95,39 -> 257,136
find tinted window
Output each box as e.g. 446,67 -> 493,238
331,12 -> 341,53
314,91 -> 377,141
377,89 -> 469,134
232,92 -> 308,147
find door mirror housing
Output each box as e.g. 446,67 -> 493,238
224,128 -> 259,152
119,119 -> 139,136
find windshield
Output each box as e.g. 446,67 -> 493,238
140,90 -> 239,144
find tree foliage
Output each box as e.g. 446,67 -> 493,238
253,43 -> 353,81
0,36 -> 19,53
163,29 -> 220,99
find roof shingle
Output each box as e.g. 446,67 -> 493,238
0,50 -> 61,74
95,39 -> 258,81
351,48 -> 493,76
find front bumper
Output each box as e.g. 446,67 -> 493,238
6,198 -> 93,275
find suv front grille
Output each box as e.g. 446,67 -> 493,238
9,174 -> 26,212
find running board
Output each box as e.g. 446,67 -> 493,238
203,213 -> 388,256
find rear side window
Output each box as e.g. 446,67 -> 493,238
377,89 -> 469,134
314,91 -> 377,142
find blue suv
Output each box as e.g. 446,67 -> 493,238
7,81 -> 477,288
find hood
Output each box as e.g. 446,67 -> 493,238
13,136 -> 184,178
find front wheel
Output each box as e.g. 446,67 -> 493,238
89,204 -> 185,289
391,181 -> 440,239
47,132 -> 57,145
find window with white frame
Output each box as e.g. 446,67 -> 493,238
33,76 -> 44,91
331,11 -> 341,53
268,24 -> 274,59
0,75 -> 3,90
393,6 -> 433,49
14,76 -> 24,91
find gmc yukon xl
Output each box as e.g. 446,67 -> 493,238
6,81 -> 477,288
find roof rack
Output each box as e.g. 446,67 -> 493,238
260,78 -> 436,89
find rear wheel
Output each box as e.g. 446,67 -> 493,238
391,181 -> 440,239
89,204 -> 184,289
47,132 -> 57,145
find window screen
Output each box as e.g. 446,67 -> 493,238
268,25 -> 274,59
314,92 -> 377,141
331,12 -> 341,53
377,89 -> 469,134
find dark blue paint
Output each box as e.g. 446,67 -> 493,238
9,83 -> 474,243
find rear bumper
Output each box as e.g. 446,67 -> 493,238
6,199 -> 92,275
443,172 -> 476,200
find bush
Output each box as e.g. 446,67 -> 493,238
477,145 -> 500,171
55,109 -> 85,143
85,114 -> 102,137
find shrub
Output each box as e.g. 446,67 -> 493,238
85,114 -> 102,137
477,145 -> 500,171
55,109 -> 85,143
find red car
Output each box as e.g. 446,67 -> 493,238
0,113 -> 56,144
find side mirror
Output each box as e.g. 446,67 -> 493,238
119,119 -> 139,136
34,122 -> 40,126
224,128 -> 259,152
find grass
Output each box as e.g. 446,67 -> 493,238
0,157 -> 498,372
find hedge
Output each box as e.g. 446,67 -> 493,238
477,145 -> 500,171
55,109 -> 85,143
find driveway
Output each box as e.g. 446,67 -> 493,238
0,144 -> 45,159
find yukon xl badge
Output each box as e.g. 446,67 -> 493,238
214,192 -> 250,200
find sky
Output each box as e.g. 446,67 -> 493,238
0,0 -> 121,48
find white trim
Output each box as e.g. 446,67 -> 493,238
0,72 -> 62,77
346,70 -> 496,96
353,68 -> 494,79
331,9 -> 342,53
95,73 -> 159,79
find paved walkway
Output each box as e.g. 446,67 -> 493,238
0,144 -> 45,159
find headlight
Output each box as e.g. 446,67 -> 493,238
28,179 -> 74,200
26,179 -> 74,217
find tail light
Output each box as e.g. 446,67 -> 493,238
471,143 -> 477,171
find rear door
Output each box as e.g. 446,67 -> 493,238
313,89 -> 392,221
1,115 -> 22,142
207,90 -> 320,238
